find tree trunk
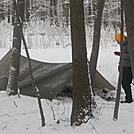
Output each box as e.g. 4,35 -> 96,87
18,0 -> 25,22
53,0 -> 59,26
7,25 -> 21,95
70,0 -> 92,126
8,0 -> 46,127
8,4 -> 10,23
25,0 -> 30,21
89,0 -> 105,88
11,0 -> 15,25
123,0 -> 134,77
7,0 -> 24,95
50,0 -> 53,26
113,0 -> 124,120
62,1 -> 69,27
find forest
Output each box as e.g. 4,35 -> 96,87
0,0 -> 134,133
0,0 -> 121,48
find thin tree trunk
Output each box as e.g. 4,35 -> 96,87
53,0 -> 59,26
70,0 -> 92,126
113,0 -> 124,120
50,0 -> 53,25
25,0 -> 30,21
8,4 -> 10,23
62,1 -> 69,27
89,0 -> 105,89
11,0 -> 15,25
12,0 -> 45,127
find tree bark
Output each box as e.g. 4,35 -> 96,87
7,0 -> 24,95
70,0 -> 92,126
123,0 -> 134,77
7,25 -> 21,95
25,0 -> 30,21
89,0 -> 105,88
8,4 -> 10,23
113,0 -> 124,120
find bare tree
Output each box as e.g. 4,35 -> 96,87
8,3 -> 10,23
62,1 -> 70,27
70,0 -> 93,126
7,0 -> 46,127
7,0 -> 24,95
89,0 -> 105,89
113,0 -> 124,120
25,0 -> 30,22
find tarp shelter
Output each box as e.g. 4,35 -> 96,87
0,51 -> 115,100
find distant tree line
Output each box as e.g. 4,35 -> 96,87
0,0 -> 121,30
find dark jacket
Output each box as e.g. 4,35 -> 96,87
120,43 -> 131,67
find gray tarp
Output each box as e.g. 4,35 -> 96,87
0,51 -> 115,100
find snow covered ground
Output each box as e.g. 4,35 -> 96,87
0,46 -> 134,134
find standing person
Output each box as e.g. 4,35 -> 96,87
114,33 -> 133,103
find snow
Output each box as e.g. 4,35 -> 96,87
0,45 -> 134,134
21,47 -> 72,63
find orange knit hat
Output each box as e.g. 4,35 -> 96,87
115,33 -> 127,43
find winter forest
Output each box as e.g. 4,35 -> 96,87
0,0 -> 122,48
0,0 -> 134,134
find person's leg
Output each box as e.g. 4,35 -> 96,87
122,67 -> 133,103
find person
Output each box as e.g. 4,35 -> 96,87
114,33 -> 133,103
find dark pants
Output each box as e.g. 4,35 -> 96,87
122,67 -> 133,102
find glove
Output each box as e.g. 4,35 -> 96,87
114,51 -> 120,56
